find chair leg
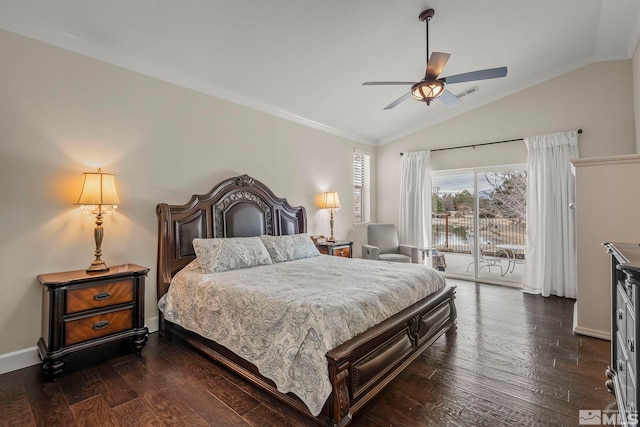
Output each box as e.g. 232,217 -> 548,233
466,261 -> 474,272
478,262 -> 504,276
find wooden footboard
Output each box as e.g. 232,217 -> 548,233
162,285 -> 456,426
325,285 -> 456,426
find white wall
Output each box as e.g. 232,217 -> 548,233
0,29 -> 372,359
376,60 -> 636,225
634,40 -> 640,153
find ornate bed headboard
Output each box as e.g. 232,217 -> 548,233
156,174 -> 307,299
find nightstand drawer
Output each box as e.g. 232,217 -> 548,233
315,240 -> 353,258
334,247 -> 351,258
65,308 -> 133,346
66,280 -> 134,314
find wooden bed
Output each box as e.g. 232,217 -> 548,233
156,174 -> 457,426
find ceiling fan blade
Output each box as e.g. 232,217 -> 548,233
362,81 -> 417,86
439,89 -> 462,107
440,67 -> 507,84
425,52 -> 451,80
383,92 -> 412,110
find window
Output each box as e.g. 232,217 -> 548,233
353,151 -> 371,224
430,164 -> 527,286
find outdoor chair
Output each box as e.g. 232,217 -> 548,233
466,234 -> 504,275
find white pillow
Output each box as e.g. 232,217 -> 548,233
259,233 -> 320,263
192,237 -> 272,273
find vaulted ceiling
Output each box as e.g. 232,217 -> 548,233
1,0 -> 639,145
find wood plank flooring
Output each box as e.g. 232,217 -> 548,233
0,280 -> 615,426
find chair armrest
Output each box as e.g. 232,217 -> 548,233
399,244 -> 420,264
362,245 -> 380,260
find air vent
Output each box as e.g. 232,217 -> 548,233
455,86 -> 479,98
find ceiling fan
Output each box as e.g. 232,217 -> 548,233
362,8 -> 507,110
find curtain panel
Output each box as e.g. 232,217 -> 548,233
523,131 -> 579,298
399,150 -> 431,248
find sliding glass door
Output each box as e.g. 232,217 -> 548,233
431,165 -> 526,286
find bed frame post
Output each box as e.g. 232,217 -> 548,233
326,359 -> 352,427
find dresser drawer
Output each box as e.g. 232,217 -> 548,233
65,308 -> 133,346
617,356 -> 629,406
624,279 -> 635,309
627,306 -> 637,377
617,284 -> 627,337
626,362 -> 637,414
66,280 -> 134,314
333,247 -> 351,258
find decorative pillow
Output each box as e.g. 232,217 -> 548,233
192,237 -> 272,273
259,233 -> 321,263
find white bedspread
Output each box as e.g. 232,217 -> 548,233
160,255 -> 445,416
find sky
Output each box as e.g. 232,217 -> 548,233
432,173 -> 493,195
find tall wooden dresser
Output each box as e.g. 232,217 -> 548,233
604,242 -> 640,421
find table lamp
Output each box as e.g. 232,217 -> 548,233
75,168 -> 120,272
319,190 -> 341,242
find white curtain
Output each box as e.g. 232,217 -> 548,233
523,131 -> 579,298
399,150 -> 431,248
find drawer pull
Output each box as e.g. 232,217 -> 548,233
93,292 -> 112,301
617,359 -> 625,372
92,321 -> 110,330
617,309 -> 624,321
629,338 -> 635,353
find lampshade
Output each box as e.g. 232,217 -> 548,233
411,80 -> 445,105
320,191 -> 341,210
76,168 -> 120,206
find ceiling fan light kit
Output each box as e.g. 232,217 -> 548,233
363,8 -> 507,110
411,80 -> 445,104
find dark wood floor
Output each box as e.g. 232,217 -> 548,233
0,280 -> 615,426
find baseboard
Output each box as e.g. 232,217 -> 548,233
147,316 -> 159,334
0,346 -> 40,375
573,325 -> 611,341
572,302 -> 611,340
0,316 -> 160,375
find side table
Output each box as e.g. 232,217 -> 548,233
37,264 -> 149,380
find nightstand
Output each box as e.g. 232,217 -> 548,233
316,241 -> 353,258
37,264 -> 149,380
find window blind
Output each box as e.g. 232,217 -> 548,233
353,151 -> 371,224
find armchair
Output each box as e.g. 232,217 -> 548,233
362,223 -> 420,263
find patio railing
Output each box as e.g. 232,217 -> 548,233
432,214 -> 525,258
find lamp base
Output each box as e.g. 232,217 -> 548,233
328,210 -> 336,244
87,211 -> 109,272
86,259 -> 109,272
